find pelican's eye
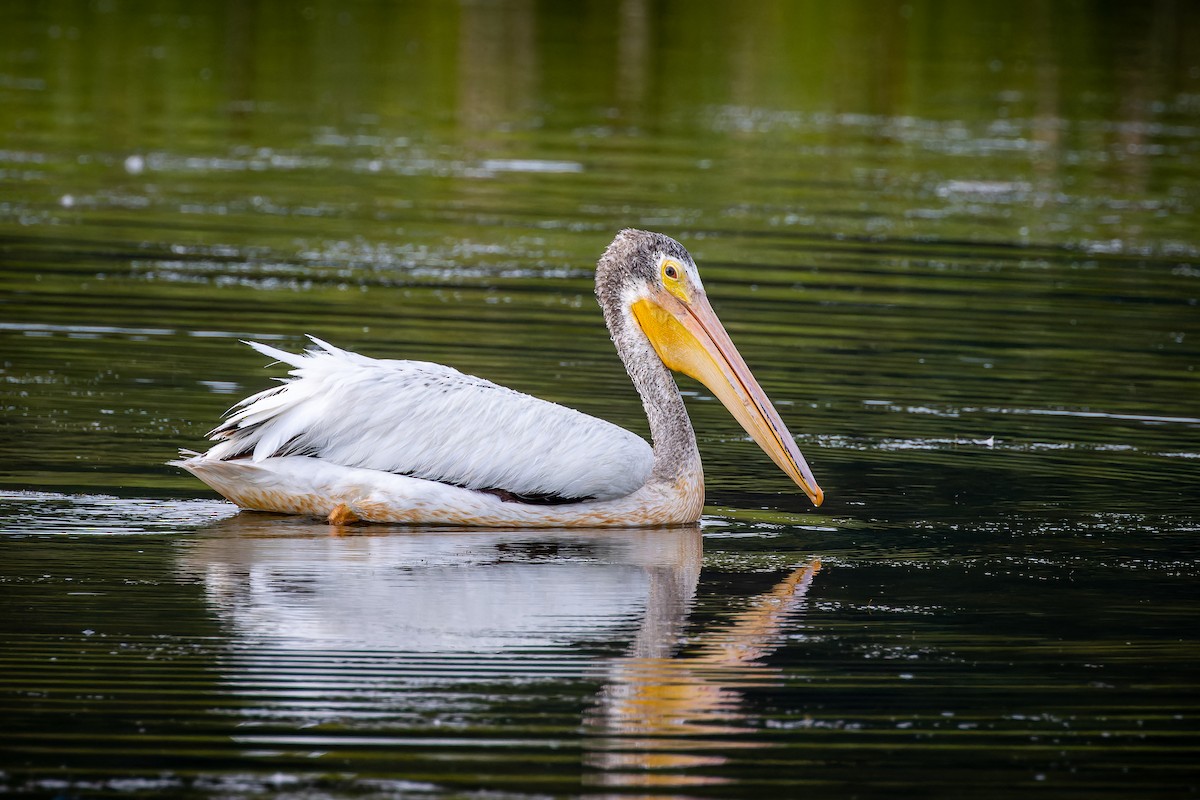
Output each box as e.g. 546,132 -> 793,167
660,257 -> 690,303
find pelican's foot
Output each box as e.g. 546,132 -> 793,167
327,503 -> 361,526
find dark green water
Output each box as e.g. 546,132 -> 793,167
2,1 -> 1198,796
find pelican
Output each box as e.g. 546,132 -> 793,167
175,229 -> 823,526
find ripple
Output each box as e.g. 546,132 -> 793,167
0,490 -> 237,535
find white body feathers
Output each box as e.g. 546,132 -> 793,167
173,338 -> 706,526
204,338 -> 654,502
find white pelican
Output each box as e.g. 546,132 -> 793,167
175,229 -> 823,526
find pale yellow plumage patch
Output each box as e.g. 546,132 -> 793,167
179,455 -> 704,527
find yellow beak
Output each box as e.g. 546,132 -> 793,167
632,289 -> 824,507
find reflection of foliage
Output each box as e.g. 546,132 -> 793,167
2,0 -> 1195,250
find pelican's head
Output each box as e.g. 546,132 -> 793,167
597,229 -> 824,507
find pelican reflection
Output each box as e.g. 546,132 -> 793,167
176,514 -> 702,657
584,561 -> 821,787
176,514 -> 820,786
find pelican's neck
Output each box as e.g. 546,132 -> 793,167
605,298 -> 702,486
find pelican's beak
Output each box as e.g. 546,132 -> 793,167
632,289 -> 824,507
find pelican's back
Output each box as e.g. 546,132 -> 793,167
199,338 -> 654,502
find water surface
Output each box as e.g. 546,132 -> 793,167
1,1 -> 1198,797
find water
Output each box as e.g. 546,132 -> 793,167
2,0 -> 1198,796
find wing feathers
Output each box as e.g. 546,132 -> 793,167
242,339 -> 305,367
201,340 -> 654,502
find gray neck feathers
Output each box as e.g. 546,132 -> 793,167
596,233 -> 702,485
